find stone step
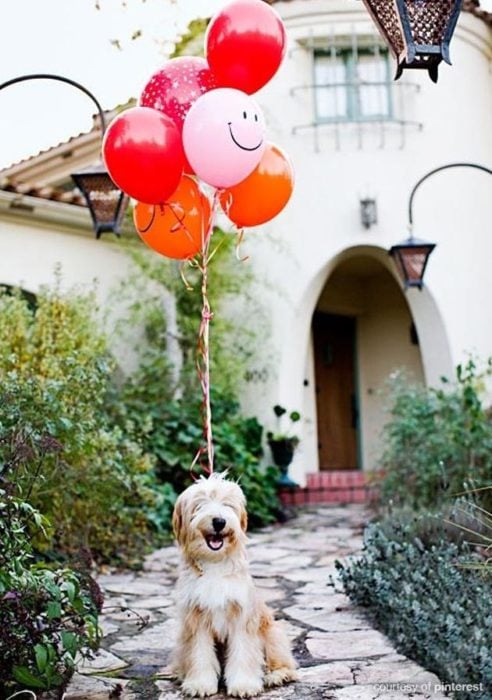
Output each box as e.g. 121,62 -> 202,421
279,470 -> 377,506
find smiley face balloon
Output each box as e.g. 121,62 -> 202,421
182,88 -> 266,189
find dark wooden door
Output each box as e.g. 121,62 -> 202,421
312,312 -> 358,470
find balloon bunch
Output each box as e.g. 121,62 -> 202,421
102,0 -> 294,472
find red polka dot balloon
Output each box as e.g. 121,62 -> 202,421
140,57 -> 218,132
140,57 -> 217,173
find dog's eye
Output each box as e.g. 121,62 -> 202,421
192,498 -> 208,513
223,501 -> 239,513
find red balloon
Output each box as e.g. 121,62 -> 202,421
103,106 -> 184,204
140,57 -> 217,175
205,0 -> 287,94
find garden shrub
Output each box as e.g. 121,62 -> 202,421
0,439 -> 100,696
114,379 -> 280,529
336,517 -> 492,700
378,360 -> 492,512
112,234 -> 280,528
0,285 -> 161,563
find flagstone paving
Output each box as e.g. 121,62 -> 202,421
66,506 -> 446,699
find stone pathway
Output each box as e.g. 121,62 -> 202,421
66,506 -> 446,699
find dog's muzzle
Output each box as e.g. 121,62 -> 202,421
205,517 -> 227,551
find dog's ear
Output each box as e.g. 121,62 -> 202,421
172,496 -> 184,544
240,506 -> 248,533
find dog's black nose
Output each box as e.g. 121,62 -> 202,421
212,517 -> 226,533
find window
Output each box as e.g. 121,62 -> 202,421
314,48 -> 392,123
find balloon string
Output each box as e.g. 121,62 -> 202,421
189,189 -> 220,479
235,228 -> 249,262
179,260 -> 194,291
216,189 -> 249,263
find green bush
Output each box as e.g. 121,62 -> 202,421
0,286 -> 161,563
336,517 -> 492,700
0,451 -> 100,696
378,360 -> 492,512
112,235 -> 280,529
114,378 -> 280,529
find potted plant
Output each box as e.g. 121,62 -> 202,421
267,405 -> 300,487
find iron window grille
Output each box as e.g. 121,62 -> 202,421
313,46 -> 393,124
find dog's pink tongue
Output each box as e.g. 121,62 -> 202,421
209,537 -> 223,550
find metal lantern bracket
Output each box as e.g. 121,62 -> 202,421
0,73 -> 127,237
408,162 -> 492,227
391,162 -> 492,290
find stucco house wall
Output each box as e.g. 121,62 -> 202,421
1,0 -> 491,486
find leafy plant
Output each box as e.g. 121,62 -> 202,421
114,379 -> 280,528
378,360 -> 492,512
336,517 -> 492,700
0,285 -> 162,563
0,435 -> 100,696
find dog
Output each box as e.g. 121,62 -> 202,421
171,472 -> 298,698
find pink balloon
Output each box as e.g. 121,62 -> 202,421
182,88 -> 266,189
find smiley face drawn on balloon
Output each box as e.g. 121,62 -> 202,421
183,88 -> 267,189
228,110 -> 263,152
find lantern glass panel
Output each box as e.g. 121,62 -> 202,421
390,239 -> 436,289
71,168 -> 128,236
400,246 -> 430,285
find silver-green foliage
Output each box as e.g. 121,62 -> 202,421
336,518 -> 492,699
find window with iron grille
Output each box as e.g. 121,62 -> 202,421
314,47 -> 392,123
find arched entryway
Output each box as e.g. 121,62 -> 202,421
304,247 -> 449,474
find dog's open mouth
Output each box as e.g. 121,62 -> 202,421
205,534 -> 224,551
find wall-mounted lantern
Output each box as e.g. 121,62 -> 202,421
0,73 -> 128,237
71,164 -> 128,239
360,0 -> 462,82
389,236 -> 436,289
360,198 -> 378,229
390,162 -> 492,289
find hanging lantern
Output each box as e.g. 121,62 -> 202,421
361,0 -> 462,82
71,164 -> 129,238
389,236 -> 436,289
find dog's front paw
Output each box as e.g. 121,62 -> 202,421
227,677 -> 263,698
265,667 -> 299,687
181,677 -> 219,697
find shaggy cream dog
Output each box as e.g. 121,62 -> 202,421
171,472 -> 298,698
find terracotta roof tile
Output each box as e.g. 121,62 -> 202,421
0,179 -> 86,207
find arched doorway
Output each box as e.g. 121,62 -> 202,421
311,252 -> 425,472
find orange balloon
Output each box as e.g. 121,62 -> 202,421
134,175 -> 210,259
220,143 -> 294,228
